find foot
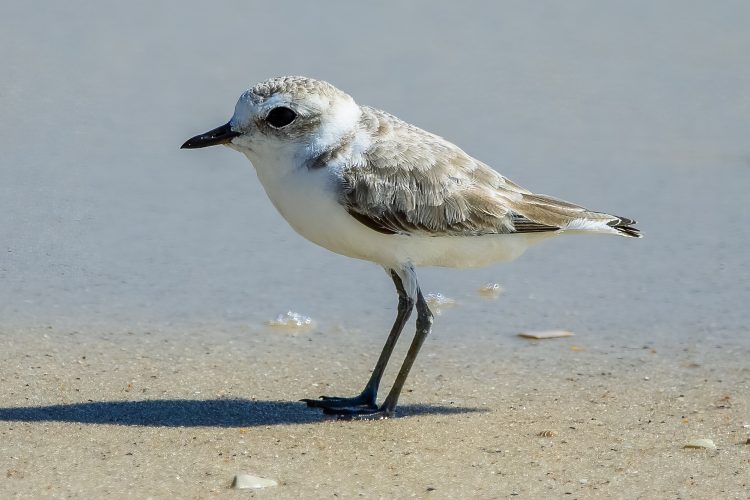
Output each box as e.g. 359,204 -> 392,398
301,393 -> 377,410
322,405 -> 395,420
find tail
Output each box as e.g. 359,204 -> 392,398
508,193 -> 643,238
606,215 -> 641,238
562,212 -> 642,238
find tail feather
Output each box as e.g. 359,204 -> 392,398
507,192 -> 642,238
607,216 -> 641,238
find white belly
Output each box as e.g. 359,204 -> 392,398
254,165 -> 554,269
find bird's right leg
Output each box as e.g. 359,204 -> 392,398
302,269 -> 414,410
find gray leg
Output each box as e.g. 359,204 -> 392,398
379,289 -> 433,413
302,269 -> 414,410
325,287 -> 434,420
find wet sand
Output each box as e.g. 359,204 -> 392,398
2,324 -> 747,498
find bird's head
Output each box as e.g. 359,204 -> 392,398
181,76 -> 360,169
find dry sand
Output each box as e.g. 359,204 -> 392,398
2,325 -> 747,499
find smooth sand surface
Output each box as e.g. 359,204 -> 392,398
2,325 -> 747,498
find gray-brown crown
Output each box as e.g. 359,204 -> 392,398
248,76 -> 351,103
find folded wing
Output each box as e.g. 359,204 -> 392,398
339,107 -> 640,238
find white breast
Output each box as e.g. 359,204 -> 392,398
257,164 -> 352,249
249,154 -> 553,269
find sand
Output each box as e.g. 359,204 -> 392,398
2,324 -> 747,499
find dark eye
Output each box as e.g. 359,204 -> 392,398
266,107 -> 297,128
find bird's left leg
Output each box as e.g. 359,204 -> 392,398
326,270 -> 433,420
302,268 -> 413,411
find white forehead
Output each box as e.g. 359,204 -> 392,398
230,91 -> 287,126
230,84 -> 361,141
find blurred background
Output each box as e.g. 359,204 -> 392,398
1,1 -> 748,348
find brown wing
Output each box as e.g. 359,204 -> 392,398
340,107 -> 640,238
340,107 -> 558,236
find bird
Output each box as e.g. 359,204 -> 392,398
181,76 -> 640,420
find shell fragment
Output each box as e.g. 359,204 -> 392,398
231,474 -> 278,489
683,439 -> 717,450
518,330 -> 574,339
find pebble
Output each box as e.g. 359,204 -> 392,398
231,474 -> 278,489
518,330 -> 574,339
683,438 -> 716,450
267,311 -> 314,330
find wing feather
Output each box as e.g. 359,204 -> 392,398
338,107 -> 640,238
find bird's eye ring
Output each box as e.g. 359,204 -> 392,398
266,107 -> 297,128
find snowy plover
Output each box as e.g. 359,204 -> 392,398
182,76 -> 640,420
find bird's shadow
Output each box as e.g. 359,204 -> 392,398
0,399 -> 485,427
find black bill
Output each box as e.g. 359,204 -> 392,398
181,122 -> 240,149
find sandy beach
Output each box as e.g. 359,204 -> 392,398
2,1 -> 749,498
2,323 -> 748,498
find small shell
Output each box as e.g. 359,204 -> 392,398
684,438 -> 716,449
267,311 -> 314,330
537,430 -> 557,437
425,293 -> 456,315
231,474 -> 278,489
478,283 -> 504,298
425,293 -> 456,308
519,330 -> 574,339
